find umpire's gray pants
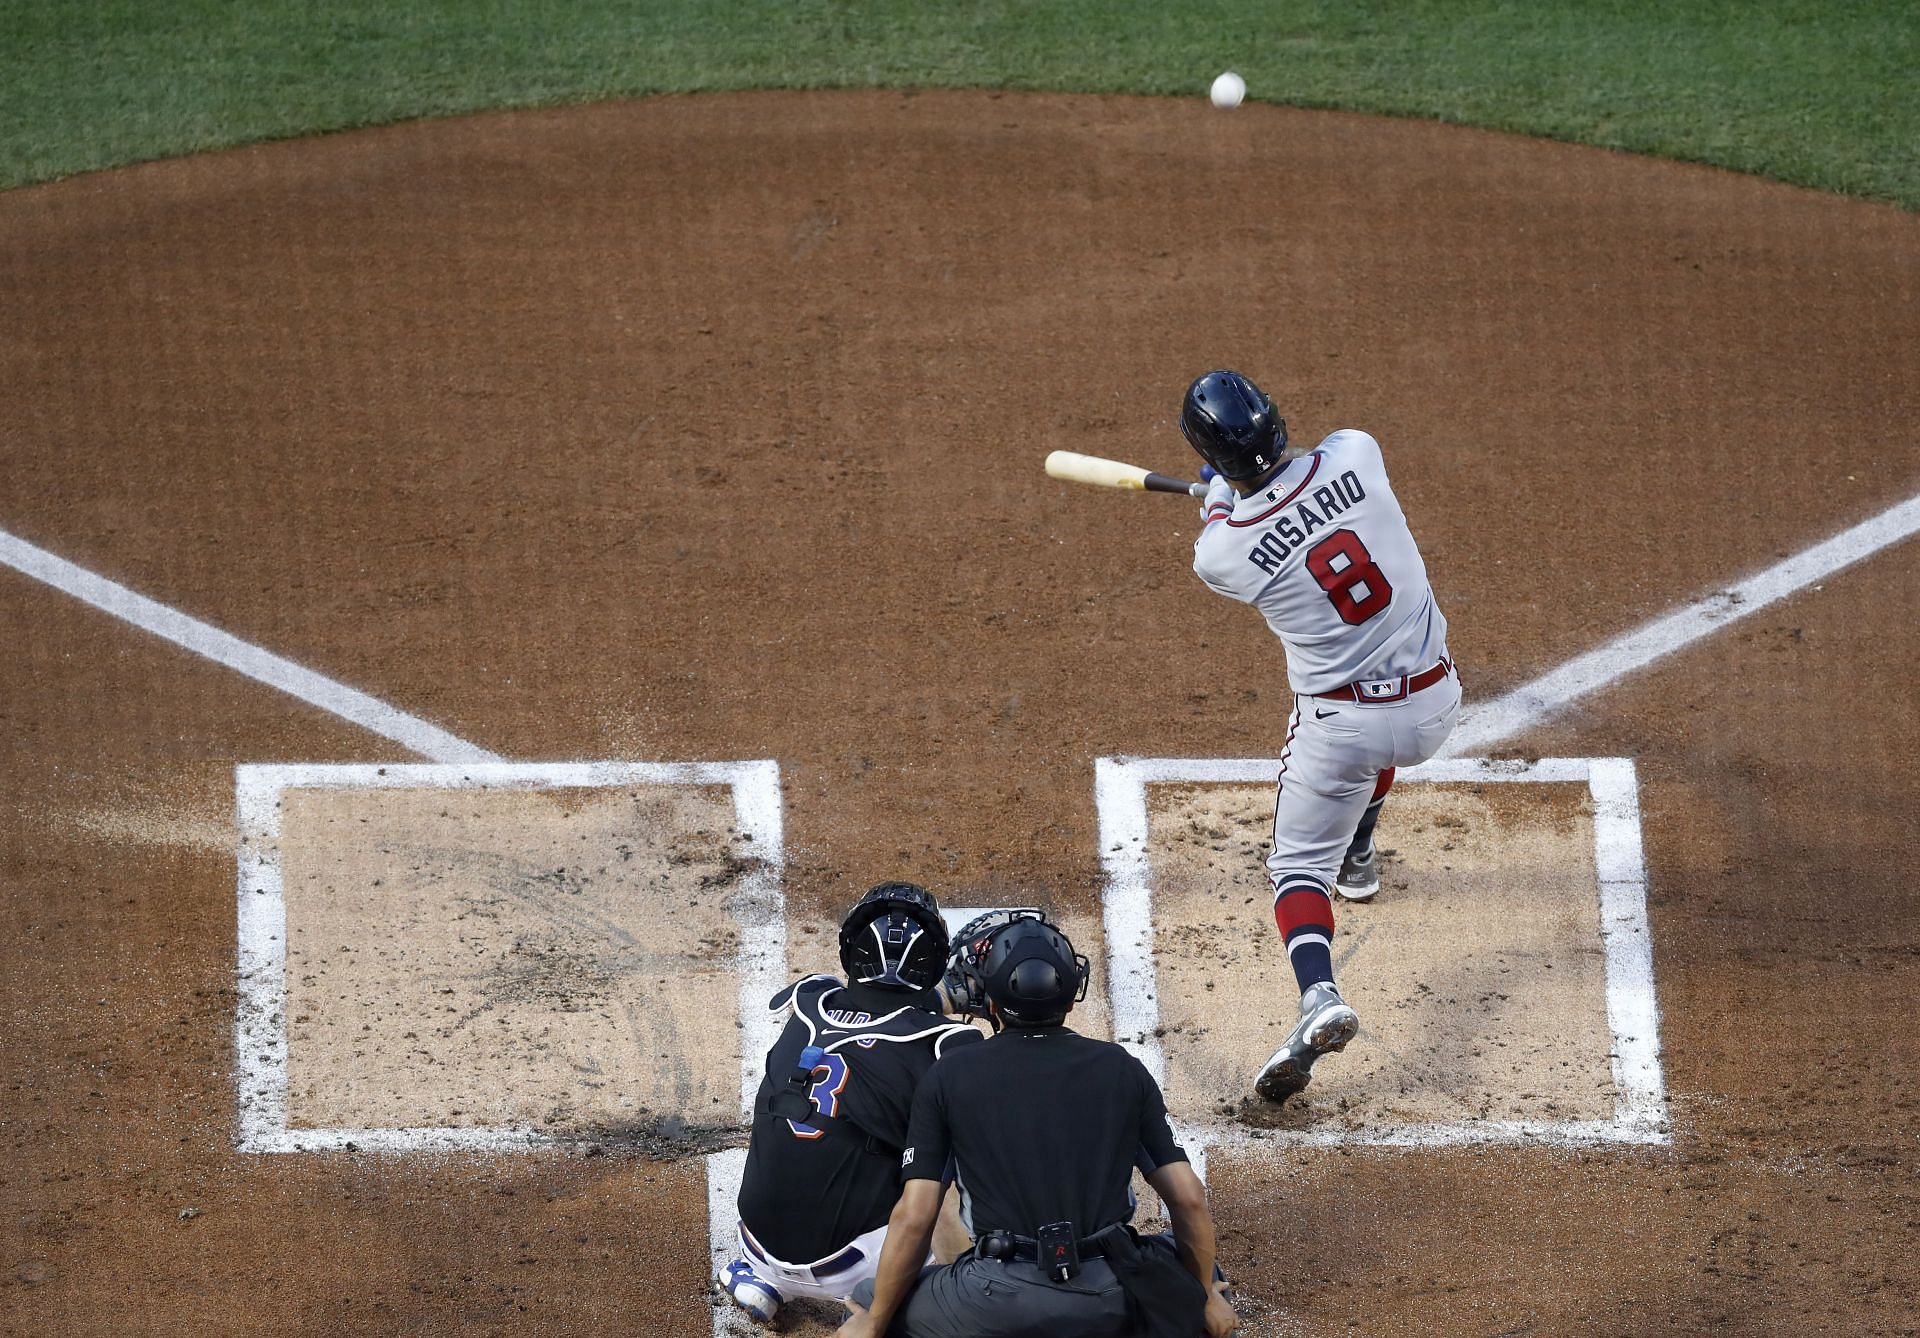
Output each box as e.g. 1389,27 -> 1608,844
852,1253 -> 1131,1338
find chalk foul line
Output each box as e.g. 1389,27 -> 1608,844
0,525 -> 496,763
1442,489 -> 1920,756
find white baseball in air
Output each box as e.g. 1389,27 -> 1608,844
1210,71 -> 1246,109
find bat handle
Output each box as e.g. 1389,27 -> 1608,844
1142,471 -> 1204,497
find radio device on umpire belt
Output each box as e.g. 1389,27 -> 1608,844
1037,1220 -> 1082,1282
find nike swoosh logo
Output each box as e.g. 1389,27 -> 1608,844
1315,708 -> 1337,719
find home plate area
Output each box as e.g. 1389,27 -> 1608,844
231,755 -> 1664,1334
235,756 -> 1663,1151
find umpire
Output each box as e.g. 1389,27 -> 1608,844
836,910 -> 1238,1338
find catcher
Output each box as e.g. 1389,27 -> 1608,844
717,882 -> 982,1325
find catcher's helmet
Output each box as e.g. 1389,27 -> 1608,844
839,882 -> 949,991
945,908 -> 1089,1029
1181,370 -> 1287,482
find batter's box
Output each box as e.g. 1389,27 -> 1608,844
1096,756 -> 1667,1159
234,761 -> 785,1153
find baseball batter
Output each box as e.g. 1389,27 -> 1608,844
1180,370 -> 1461,1104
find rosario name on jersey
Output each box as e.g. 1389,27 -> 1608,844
1194,429 -> 1448,695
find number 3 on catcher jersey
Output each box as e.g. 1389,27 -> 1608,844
786,1052 -> 850,1140
1307,529 -> 1394,626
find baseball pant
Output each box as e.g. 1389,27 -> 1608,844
1267,664 -> 1462,891
733,1219 -> 893,1305
852,1232 -> 1206,1338
853,1253 -> 1131,1338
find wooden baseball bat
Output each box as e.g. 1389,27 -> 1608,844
1044,450 -> 1206,498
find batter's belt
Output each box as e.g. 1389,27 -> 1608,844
1314,656 -> 1453,705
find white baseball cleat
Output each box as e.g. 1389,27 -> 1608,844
716,1258 -> 783,1325
1334,844 -> 1379,902
1254,982 -> 1359,1104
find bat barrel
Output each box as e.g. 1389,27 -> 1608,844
1045,450 -> 1199,498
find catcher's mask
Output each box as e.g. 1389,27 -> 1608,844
1180,369 -> 1287,482
838,882 -> 949,991
945,908 -> 1090,1030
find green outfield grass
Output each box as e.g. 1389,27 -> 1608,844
1,1 -> 1914,205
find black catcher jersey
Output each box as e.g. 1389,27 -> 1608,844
735,974 -> 982,1264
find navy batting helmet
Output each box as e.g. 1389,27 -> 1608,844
945,908 -> 1089,1029
839,882 -> 949,991
1181,370 -> 1287,482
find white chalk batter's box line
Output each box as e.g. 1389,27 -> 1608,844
1096,755 -> 1671,1166
232,760 -> 786,1154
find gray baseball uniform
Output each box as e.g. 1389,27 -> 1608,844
1193,427 -> 1459,902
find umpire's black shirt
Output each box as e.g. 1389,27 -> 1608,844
901,1024 -> 1187,1238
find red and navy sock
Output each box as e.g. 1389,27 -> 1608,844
1345,767 -> 1395,860
1273,877 -> 1336,993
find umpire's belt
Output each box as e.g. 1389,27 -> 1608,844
1315,656 -> 1452,705
976,1231 -> 1110,1263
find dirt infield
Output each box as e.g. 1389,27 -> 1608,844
3,89 -> 1917,1336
